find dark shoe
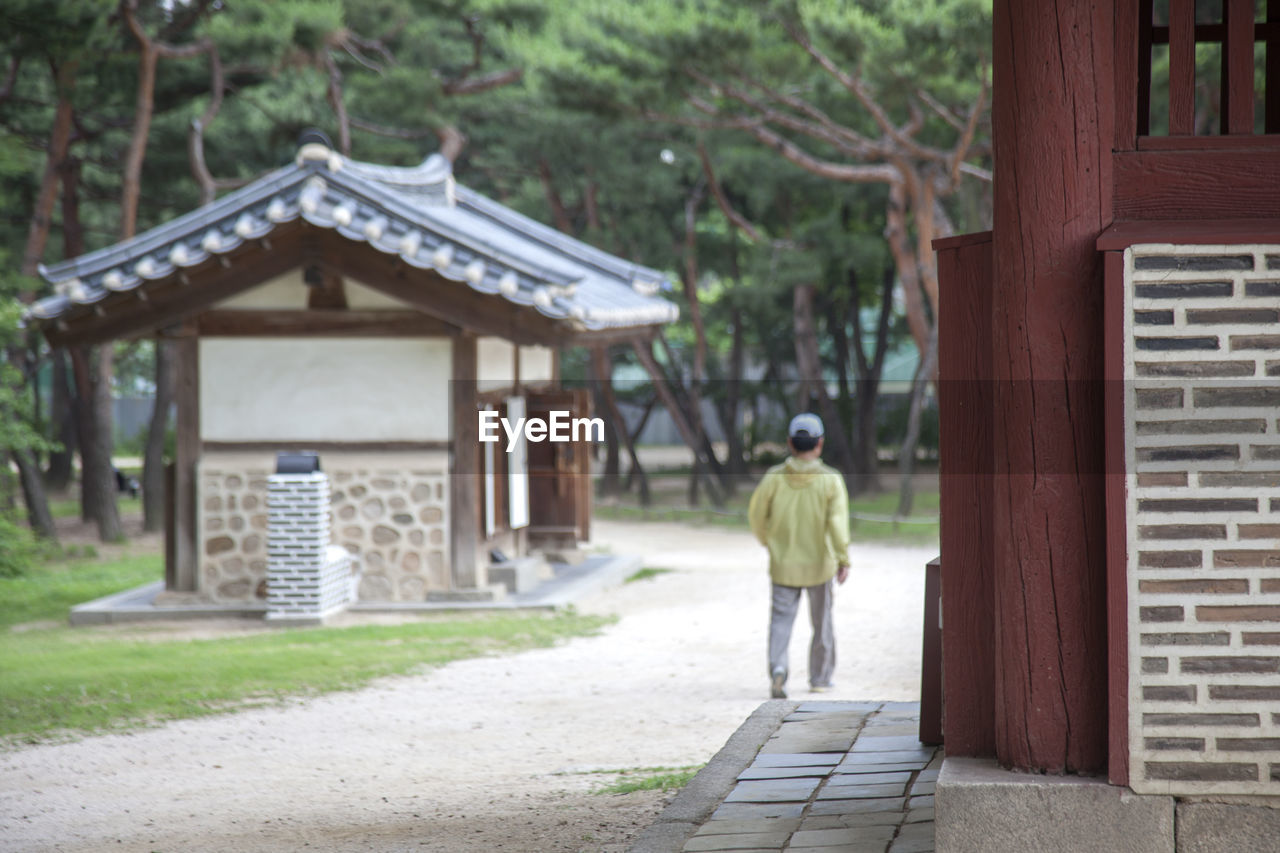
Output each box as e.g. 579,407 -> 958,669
770,668 -> 787,699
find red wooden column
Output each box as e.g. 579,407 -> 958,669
935,231 -> 996,757
989,0 -> 1113,774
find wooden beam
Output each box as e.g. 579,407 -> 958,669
1115,148 -> 1280,219
450,333 -> 479,589
308,270 -> 348,309
173,332 -> 199,593
196,309 -> 458,337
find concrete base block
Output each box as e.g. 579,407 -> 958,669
1176,802 -> 1280,852
935,757 -> 1174,853
488,556 -> 548,594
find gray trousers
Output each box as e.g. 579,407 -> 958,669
768,580 -> 836,688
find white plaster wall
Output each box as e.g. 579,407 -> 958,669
200,338 -> 450,441
478,337 -> 515,392
217,271 -> 309,309
345,281 -> 409,309
520,345 -> 554,384
215,271 -> 410,311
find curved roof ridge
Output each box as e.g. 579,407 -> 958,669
453,185 -> 668,288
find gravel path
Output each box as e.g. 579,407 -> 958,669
0,520 -> 934,853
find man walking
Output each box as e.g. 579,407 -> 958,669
747,413 -> 851,699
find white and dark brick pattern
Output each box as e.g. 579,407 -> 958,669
265,472 -> 353,621
1126,244 -> 1280,795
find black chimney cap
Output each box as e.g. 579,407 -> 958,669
297,128 -> 335,150
276,451 -> 321,474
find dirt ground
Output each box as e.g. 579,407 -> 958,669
0,519 -> 934,853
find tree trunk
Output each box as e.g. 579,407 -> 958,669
793,284 -> 856,488
45,349 -> 75,491
631,339 -> 724,506
589,346 -> 622,497
71,346 -> 123,541
723,304 -> 746,476
621,396 -> 654,506
142,340 -> 172,532
680,184 -> 712,505
896,324 -> 938,518
20,63 -> 76,276
849,267 -> 897,493
12,449 -> 57,540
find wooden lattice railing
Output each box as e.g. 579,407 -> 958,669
1139,0 -> 1279,136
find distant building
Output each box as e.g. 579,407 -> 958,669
26,142 -> 676,605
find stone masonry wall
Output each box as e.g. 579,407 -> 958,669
198,452 -> 449,604
1126,244 -> 1280,796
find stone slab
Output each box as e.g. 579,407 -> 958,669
840,751 -> 934,767
694,819 -> 802,837
737,766 -> 832,781
751,753 -> 841,768
799,812 -> 905,830
935,757 -> 1174,853
816,782 -> 907,800
1175,802 -> 1280,853
824,771 -> 912,787
724,778 -> 821,803
681,831 -> 789,851
789,826 -> 896,846
851,734 -> 927,751
833,763 -> 931,776
710,803 -> 807,821
807,797 -> 906,816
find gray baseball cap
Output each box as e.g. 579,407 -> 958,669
788,413 -> 824,438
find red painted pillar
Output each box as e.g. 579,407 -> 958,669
990,0 -> 1113,774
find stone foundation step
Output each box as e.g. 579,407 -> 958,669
426,582 -> 509,603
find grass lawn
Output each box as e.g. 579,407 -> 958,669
0,553 -> 612,745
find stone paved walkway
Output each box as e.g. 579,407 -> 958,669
682,701 -> 939,853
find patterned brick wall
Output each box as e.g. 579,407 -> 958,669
198,452 -> 449,604
265,473 -> 354,620
1126,244 -> 1280,795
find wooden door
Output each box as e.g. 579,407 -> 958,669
524,388 -> 591,546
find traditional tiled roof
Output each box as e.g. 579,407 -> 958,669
29,144 -> 677,331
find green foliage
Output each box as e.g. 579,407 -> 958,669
0,514 -> 54,578
0,553 -> 158,627
593,765 -> 702,795
624,567 -> 674,584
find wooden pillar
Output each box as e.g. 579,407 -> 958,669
990,0 -> 1113,774
935,232 -> 996,757
451,332 -> 479,589
172,332 -> 199,592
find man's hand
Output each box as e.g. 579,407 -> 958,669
837,565 -> 850,585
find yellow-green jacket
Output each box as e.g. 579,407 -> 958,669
747,456 -> 851,587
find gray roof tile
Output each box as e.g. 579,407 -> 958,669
30,145 -> 677,332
